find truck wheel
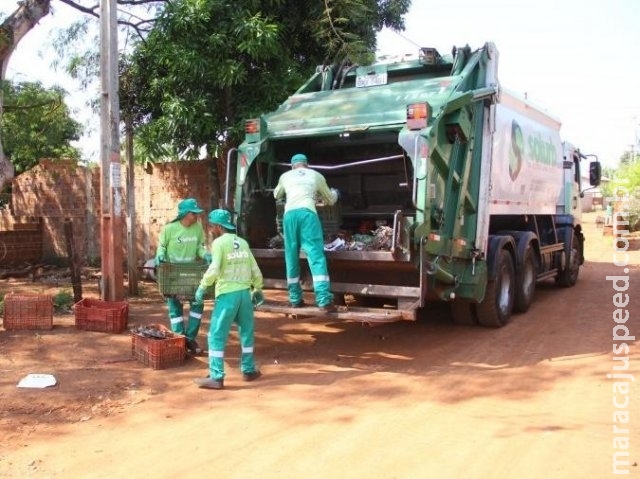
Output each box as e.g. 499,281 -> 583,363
476,249 -> 515,327
450,300 -> 478,325
556,233 -> 580,287
514,245 -> 536,313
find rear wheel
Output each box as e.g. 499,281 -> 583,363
476,249 -> 515,327
514,245 -> 536,313
556,233 -> 580,287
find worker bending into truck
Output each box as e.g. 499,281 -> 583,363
273,153 -> 339,312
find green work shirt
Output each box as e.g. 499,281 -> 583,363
274,167 -> 337,213
156,221 -> 207,263
200,233 -> 263,297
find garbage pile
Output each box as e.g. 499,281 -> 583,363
267,226 -> 393,252
324,226 -> 393,251
131,324 -> 175,340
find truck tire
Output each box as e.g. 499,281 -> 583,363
450,300 -> 478,325
556,233 -> 580,287
476,249 -> 515,327
514,245 -> 536,313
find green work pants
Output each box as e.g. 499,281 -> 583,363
282,208 -> 333,307
166,297 -> 204,341
207,289 -> 257,381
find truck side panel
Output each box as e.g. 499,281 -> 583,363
488,97 -> 564,216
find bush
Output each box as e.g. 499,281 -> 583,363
611,187 -> 640,232
53,289 -> 74,313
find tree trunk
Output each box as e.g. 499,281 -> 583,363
64,218 -> 83,303
0,0 -> 52,190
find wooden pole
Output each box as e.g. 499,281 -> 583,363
63,219 -> 83,303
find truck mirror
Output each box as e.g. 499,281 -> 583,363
589,161 -> 602,187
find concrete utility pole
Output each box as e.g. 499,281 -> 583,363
99,0 -> 124,301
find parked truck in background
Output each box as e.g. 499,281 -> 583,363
229,41 -> 601,326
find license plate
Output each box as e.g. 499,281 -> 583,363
356,72 -> 387,88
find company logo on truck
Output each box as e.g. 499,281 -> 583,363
509,120 -> 524,180
509,119 -> 559,181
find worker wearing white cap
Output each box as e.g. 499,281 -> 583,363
155,197 -> 208,355
273,153 -> 339,312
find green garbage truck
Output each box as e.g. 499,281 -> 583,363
229,42 -> 601,326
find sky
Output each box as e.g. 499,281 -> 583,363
376,0 -> 640,168
2,0 -> 640,168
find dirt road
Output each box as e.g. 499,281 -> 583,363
0,212 -> 638,478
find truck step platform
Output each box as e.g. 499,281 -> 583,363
255,301 -> 403,323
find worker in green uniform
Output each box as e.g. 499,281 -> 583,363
155,198 -> 209,355
273,153 -> 339,311
193,209 -> 264,390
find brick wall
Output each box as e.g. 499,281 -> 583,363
0,218 -> 42,264
10,159 -> 99,262
134,159 -> 219,261
3,157 -> 223,267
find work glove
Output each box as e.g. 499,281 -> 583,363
194,286 -> 206,304
330,188 -> 340,200
252,290 -> 265,307
203,252 -> 212,265
154,254 -> 165,267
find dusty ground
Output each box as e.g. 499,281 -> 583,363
0,212 -> 638,479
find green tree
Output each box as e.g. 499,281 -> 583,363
0,0 -> 51,188
1,0 -> 410,169
126,0 -> 411,160
606,150 -> 640,231
1,80 -> 81,174
0,0 -> 167,188
618,150 -> 639,167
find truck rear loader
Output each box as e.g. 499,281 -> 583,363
230,41 -> 601,326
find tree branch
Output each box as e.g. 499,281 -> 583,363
56,0 -> 166,39
57,0 -> 169,17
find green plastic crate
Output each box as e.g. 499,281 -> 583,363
157,262 -> 208,298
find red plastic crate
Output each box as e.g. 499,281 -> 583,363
2,292 -> 53,330
74,298 -> 129,333
131,324 -> 185,370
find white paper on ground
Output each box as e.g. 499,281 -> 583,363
17,373 -> 57,388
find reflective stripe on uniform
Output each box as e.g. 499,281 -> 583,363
209,350 -> 224,358
287,276 -> 300,285
242,346 -> 254,354
189,311 -> 202,319
313,274 -> 330,282
170,316 -> 184,325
